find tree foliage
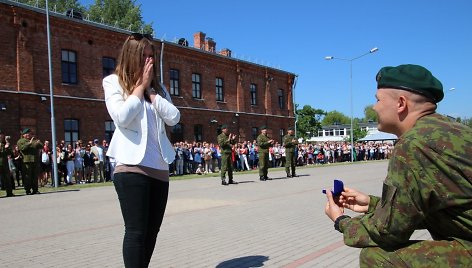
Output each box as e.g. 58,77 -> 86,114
363,105 -> 378,122
321,110 -> 350,126
18,0 -> 85,13
88,0 -> 153,33
17,0 -> 153,33
295,105 -> 326,139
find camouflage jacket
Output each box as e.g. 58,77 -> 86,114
217,133 -> 235,154
283,134 -> 298,153
340,114 -> 472,253
256,134 -> 271,153
17,138 -> 43,163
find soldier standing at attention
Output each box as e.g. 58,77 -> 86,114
256,126 -> 274,181
324,64 -> 472,267
217,125 -> 237,186
17,128 -> 43,195
283,127 -> 298,178
0,130 -> 14,197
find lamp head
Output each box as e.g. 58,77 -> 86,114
370,47 -> 379,53
325,56 -> 334,60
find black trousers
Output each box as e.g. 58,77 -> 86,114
114,172 -> 169,268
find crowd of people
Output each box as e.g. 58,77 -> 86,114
170,139 -> 394,176
1,127 -> 393,197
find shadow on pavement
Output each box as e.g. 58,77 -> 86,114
216,255 -> 269,268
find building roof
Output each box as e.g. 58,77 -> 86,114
358,131 -> 397,141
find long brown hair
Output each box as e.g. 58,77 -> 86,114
114,34 -> 159,97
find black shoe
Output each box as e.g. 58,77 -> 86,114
6,193 -> 14,197
221,180 -> 228,185
265,176 -> 272,180
26,191 -> 32,195
32,191 -> 40,195
287,174 -> 292,178
228,180 -> 238,185
292,174 -> 298,177
259,176 -> 266,181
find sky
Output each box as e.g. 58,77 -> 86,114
83,0 -> 471,119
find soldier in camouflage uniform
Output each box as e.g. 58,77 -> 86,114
283,127 -> 298,178
0,130 -> 14,197
17,128 -> 43,195
217,125 -> 237,186
256,126 -> 274,181
324,64 -> 472,267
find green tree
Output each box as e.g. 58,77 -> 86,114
321,110 -> 350,126
295,105 -> 326,139
364,105 -> 378,122
87,0 -> 153,33
18,0 -> 85,13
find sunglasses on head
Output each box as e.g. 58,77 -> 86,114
130,32 -> 153,41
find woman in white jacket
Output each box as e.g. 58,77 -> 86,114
103,33 -> 180,268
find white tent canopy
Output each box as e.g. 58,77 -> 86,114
358,131 -> 397,142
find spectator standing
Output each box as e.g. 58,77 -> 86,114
0,130 -> 14,197
256,126 -> 274,181
91,139 -> 104,182
283,127 -> 298,178
16,128 -> 43,195
217,125 -> 237,185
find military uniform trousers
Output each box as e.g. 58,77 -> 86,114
0,165 -> 13,195
285,151 -> 296,176
220,153 -> 233,180
22,162 -> 39,193
258,152 -> 269,178
360,239 -> 471,268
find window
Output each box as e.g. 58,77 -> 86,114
170,69 -> 180,96
216,77 -> 224,101
279,128 -> 285,144
171,123 -> 183,143
252,127 -> 258,141
250,83 -> 257,105
277,89 -> 284,109
64,119 -> 79,146
102,57 -> 115,77
61,50 -> 77,84
105,120 -> 115,142
194,124 -> 203,142
192,73 -> 201,99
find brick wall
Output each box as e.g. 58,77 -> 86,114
0,1 -> 296,145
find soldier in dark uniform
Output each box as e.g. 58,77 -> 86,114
325,64 -> 472,266
17,128 -> 43,195
0,130 -> 14,197
256,126 -> 274,181
283,127 -> 298,178
217,125 -> 237,185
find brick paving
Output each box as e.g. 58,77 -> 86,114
0,161 -> 430,267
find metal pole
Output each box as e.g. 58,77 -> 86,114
349,61 -> 354,162
45,0 -> 59,188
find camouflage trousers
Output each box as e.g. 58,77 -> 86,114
360,239 -> 471,267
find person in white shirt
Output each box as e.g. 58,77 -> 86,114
103,32 -> 180,268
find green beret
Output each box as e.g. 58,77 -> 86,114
376,64 -> 443,103
221,124 -> 228,129
21,128 -> 30,134
288,127 -> 294,131
260,125 -> 267,130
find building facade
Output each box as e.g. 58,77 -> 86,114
0,0 -> 296,145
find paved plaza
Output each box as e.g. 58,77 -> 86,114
0,161 -> 430,267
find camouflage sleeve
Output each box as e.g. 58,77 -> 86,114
339,145 -> 426,248
218,135 -> 230,148
367,195 -> 381,213
17,139 -> 30,151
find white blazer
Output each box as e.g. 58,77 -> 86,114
103,74 -> 180,165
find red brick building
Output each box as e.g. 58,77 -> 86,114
0,1 -> 296,145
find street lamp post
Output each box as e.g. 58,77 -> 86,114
325,47 -> 379,162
